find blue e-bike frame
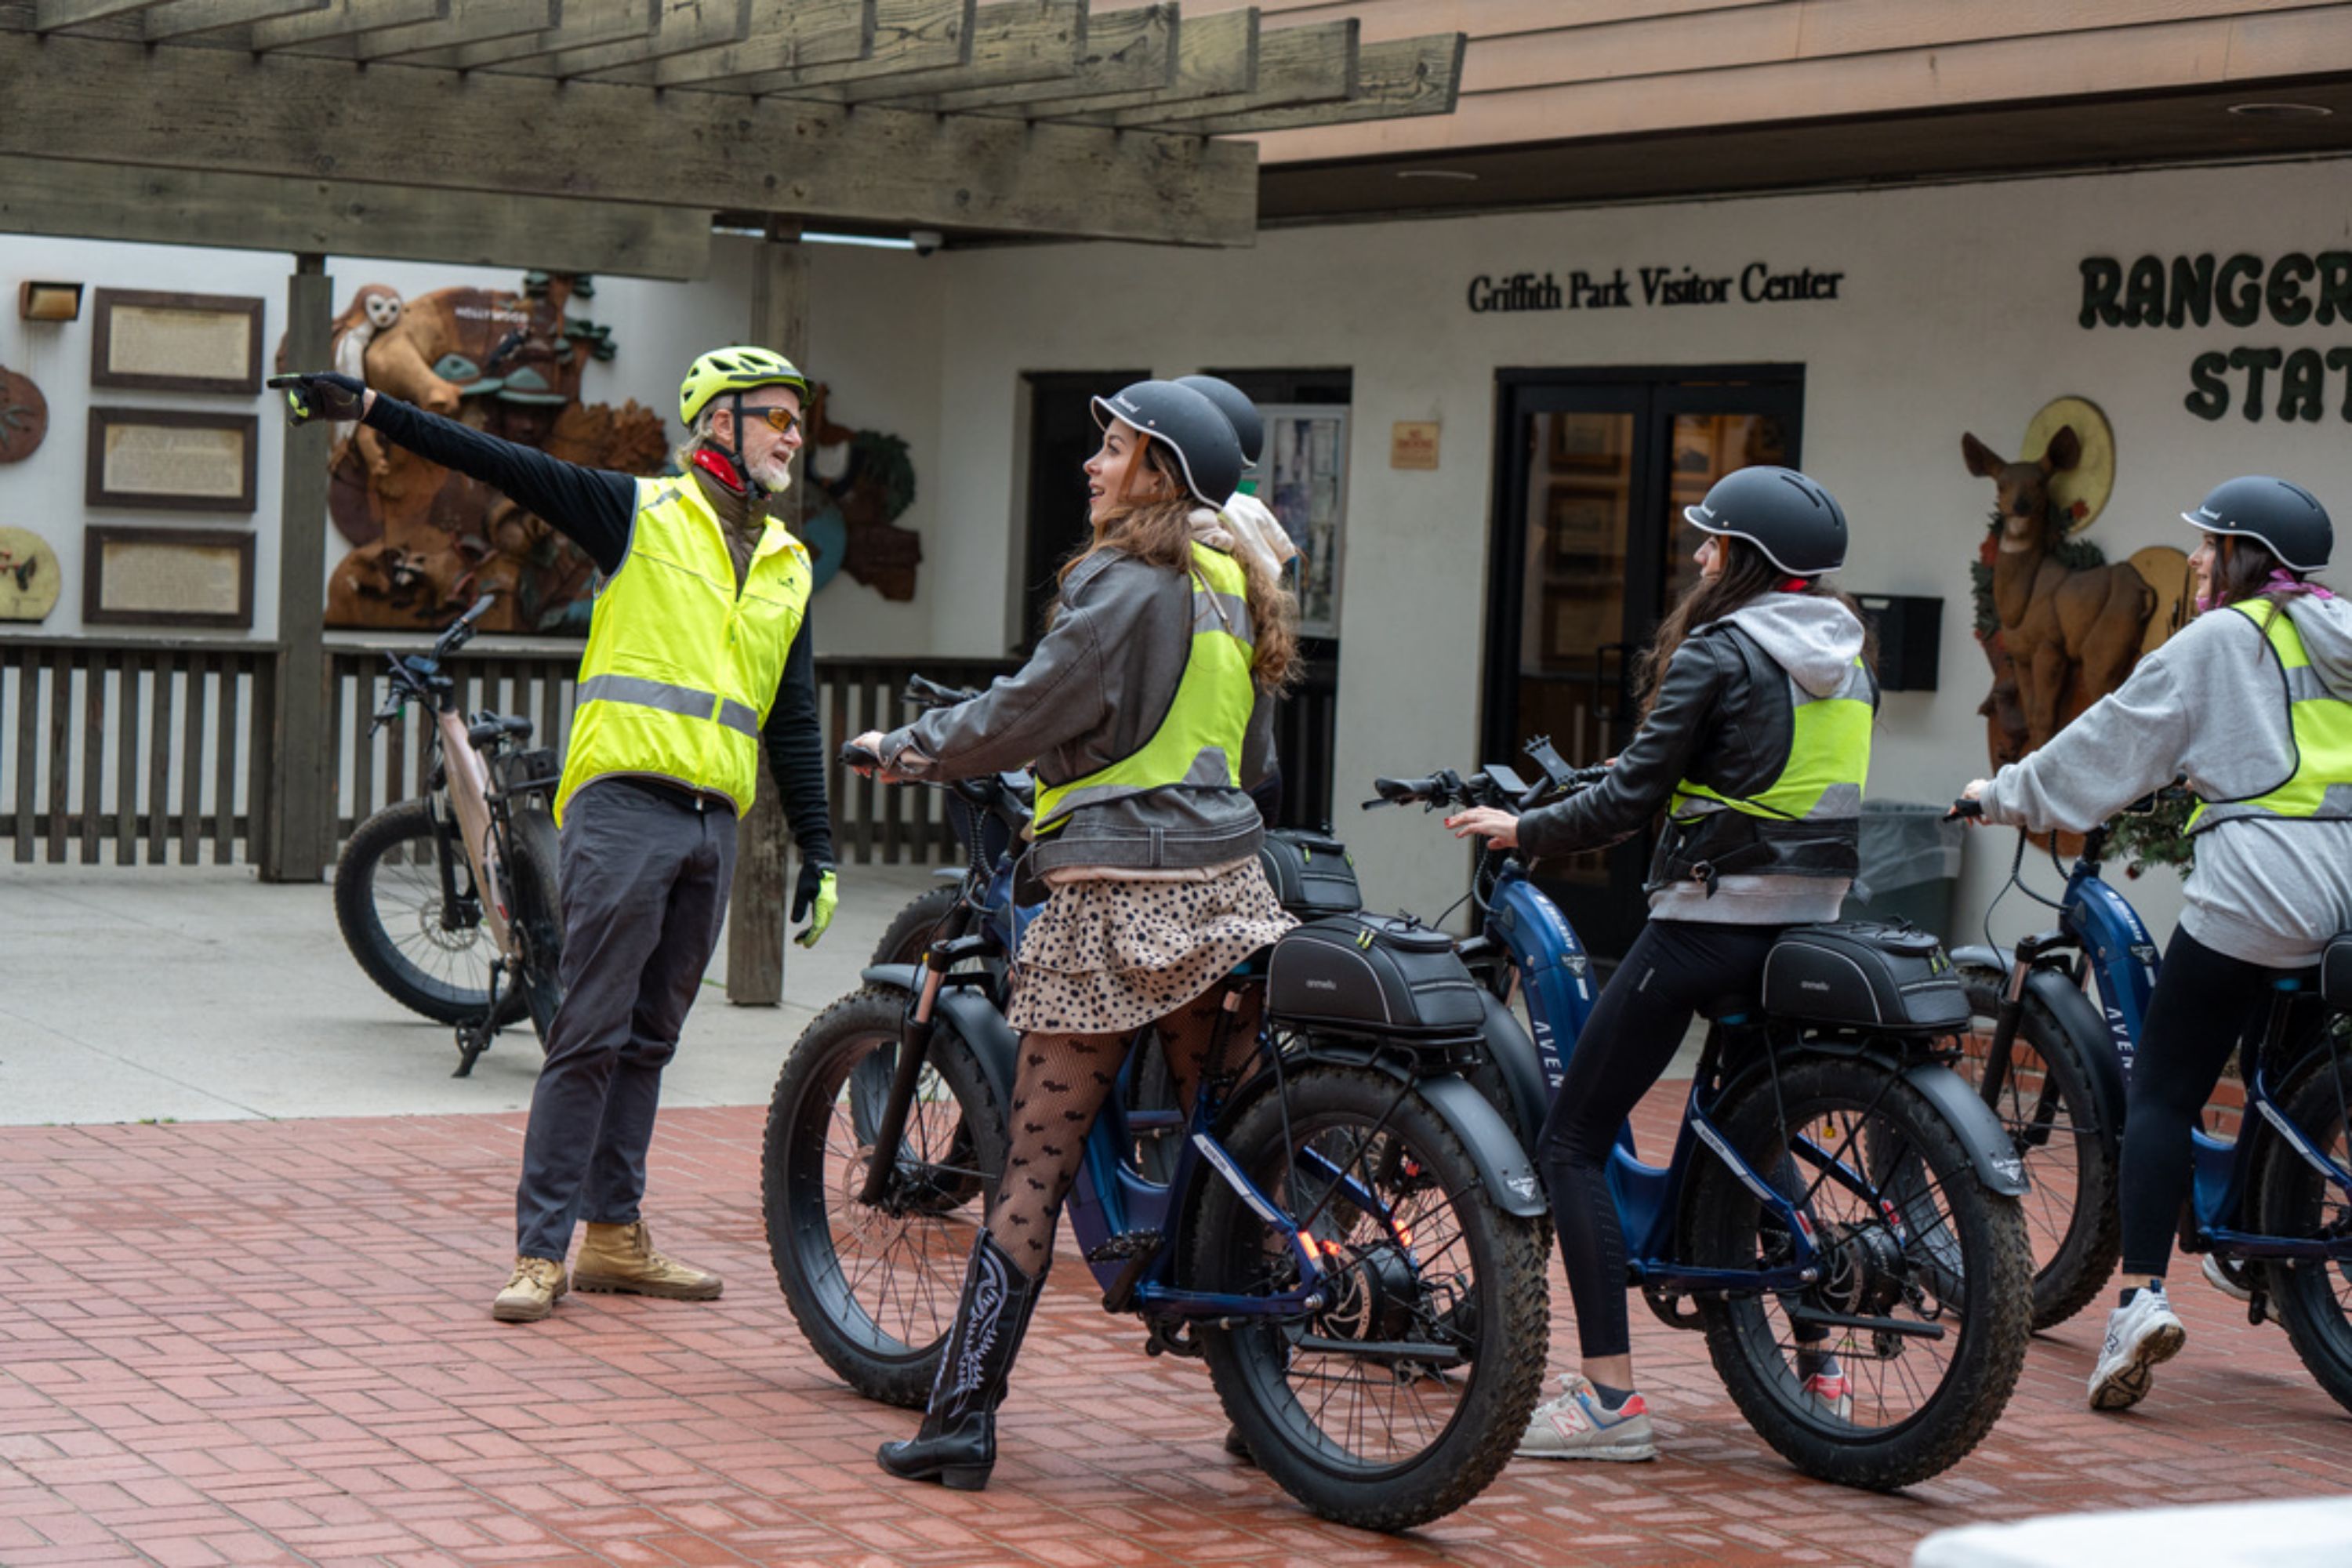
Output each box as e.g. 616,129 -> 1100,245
869,823 -> 1469,1330
1985,844 -> 2352,1265
1475,856 -> 1845,1298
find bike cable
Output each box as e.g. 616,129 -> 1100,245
1980,827 -> 2063,956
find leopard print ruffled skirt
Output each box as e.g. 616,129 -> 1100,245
1005,859 -> 1296,1035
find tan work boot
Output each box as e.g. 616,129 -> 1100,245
572,1220 -> 723,1301
492,1256 -> 568,1323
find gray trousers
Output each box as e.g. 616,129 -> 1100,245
516,778 -> 737,1261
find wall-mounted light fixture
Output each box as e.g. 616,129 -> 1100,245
18,281 -> 84,322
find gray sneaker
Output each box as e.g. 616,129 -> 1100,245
1516,1374 -> 1657,1461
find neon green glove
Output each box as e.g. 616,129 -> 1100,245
793,863 -> 838,949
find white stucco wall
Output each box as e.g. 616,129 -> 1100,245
7,155 -> 2350,949
904,155 -> 2352,946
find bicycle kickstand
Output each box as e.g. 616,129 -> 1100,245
453,966 -> 505,1079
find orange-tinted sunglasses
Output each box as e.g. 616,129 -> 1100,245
742,404 -> 800,437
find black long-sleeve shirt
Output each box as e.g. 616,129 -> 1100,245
362,395 -> 835,866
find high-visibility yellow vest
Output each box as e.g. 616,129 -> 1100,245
1032,542 -> 1256,833
1669,655 -> 1874,828
2188,601 -> 2352,833
554,477 -> 811,823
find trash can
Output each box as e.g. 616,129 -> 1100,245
1840,801 -> 1965,939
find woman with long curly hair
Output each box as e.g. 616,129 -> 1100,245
850,379 -> 1299,1492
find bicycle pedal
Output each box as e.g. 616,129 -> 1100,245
1086,1229 -> 1167,1265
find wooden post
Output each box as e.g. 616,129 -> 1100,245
260,252 -> 332,883
727,234 -> 809,1006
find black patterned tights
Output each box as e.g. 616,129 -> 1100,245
986,986 -> 1259,1276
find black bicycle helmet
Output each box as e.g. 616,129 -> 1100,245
1091,379 -> 1244,510
1682,466 -> 1849,576
2183,475 -> 2332,572
1175,374 -> 1264,469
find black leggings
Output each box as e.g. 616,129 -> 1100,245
2120,930 -> 2285,1278
1537,919 -> 1783,1361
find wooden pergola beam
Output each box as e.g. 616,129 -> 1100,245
487,0 -> 750,78
913,2 -> 1172,115
401,0 -> 662,70
32,0 -> 162,25
999,4 -> 1250,121
1174,33 -> 1461,136
641,0 -> 879,89
0,28 -> 1258,246
1109,16 -> 1352,128
0,154 -> 711,278
716,0 -> 971,93
826,0 -> 1082,105
248,0 -> 447,49
129,0 -> 325,39
346,0 -> 561,62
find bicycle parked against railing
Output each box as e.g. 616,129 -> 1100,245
333,594 -> 565,1076
1363,739 -> 2035,1490
1951,795 -> 2352,1411
762,739 -> 1554,1531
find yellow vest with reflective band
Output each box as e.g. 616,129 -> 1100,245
1032,542 -> 1256,834
2187,601 -> 2352,834
1669,655 -> 1873,827
554,477 -> 812,824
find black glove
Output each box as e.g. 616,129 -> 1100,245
266,370 -> 367,426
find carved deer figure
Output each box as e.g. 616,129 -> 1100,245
1962,425 -> 2154,753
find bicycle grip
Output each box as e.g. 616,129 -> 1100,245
1371,775 -> 1437,805
1946,797 -> 1984,822
841,742 -> 885,773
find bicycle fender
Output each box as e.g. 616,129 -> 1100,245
1951,945 -> 2128,1153
1478,992 -> 1552,1163
1414,1073 -> 1551,1218
1903,1061 -> 2031,1197
932,987 -> 1018,1106
852,964 -> 1018,1105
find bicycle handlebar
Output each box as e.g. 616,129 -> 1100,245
840,742 -> 885,774
1947,797 -> 1984,822
902,673 -> 982,710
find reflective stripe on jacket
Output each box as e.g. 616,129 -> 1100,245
554,477 -> 811,823
2189,601 -> 2352,834
1031,541 -> 1255,833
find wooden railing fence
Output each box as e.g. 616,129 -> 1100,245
2,638 -> 1342,869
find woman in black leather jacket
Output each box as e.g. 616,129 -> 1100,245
1448,466 -> 1877,1461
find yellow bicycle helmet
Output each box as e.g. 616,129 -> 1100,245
678,346 -> 807,429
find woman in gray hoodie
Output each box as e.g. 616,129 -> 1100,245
1962,476 -> 2352,1414
1449,466 -> 1876,1461
848,379 -> 1299,1493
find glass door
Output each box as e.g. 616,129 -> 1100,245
1483,368 -> 1803,961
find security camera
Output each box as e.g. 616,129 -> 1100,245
909,230 -> 943,257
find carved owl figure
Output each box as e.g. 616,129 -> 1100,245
326,285 -> 404,451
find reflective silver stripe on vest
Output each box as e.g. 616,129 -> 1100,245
1193,585 -> 1254,644
717,699 -> 761,738
1038,747 -> 1235,825
579,673 -> 720,722
2286,665 -> 2332,702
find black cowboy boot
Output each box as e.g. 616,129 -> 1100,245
876,1233 -> 1045,1491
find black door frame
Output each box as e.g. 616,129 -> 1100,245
1018,368 -> 1149,652
1480,363 -> 1806,954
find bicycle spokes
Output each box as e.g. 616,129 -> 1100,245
818,1039 -> 989,1354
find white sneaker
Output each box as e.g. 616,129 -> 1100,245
1516,1374 -> 1657,1461
1797,1348 -> 1855,1420
2089,1288 -> 2186,1411
2201,1253 -> 2252,1303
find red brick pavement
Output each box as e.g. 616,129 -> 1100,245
2,1089 -> 2347,1568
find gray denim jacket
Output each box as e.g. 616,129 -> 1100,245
877,544 -> 1276,875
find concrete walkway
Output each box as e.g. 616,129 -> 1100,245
0,859 -> 942,1126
